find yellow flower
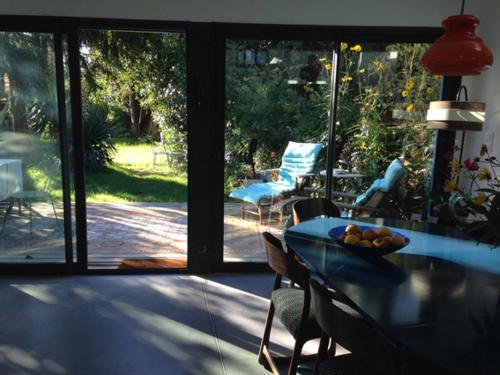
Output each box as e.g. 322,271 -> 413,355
360,141 -> 367,150
426,87 -> 434,94
372,60 -> 384,70
340,42 -> 348,51
477,167 -> 492,181
472,192 -> 488,205
401,90 -> 409,98
443,179 -> 457,193
406,103 -> 414,112
350,44 -> 362,52
359,68 -> 366,73
434,75 -> 442,80
325,63 -> 332,71
449,160 -> 461,176
319,57 -> 327,62
226,99 -> 233,105
341,75 -> 353,82
405,81 -> 415,90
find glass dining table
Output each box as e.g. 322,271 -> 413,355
284,217 -> 500,375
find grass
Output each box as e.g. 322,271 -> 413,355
85,141 -> 187,202
27,141 -> 188,203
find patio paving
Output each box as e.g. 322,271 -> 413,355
0,202 -> 283,266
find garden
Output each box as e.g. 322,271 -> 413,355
1,32 -> 440,218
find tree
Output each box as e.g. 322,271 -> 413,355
0,32 -> 57,133
80,30 -> 186,138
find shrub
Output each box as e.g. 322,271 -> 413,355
82,104 -> 116,171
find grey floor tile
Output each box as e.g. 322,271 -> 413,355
201,274 -> 318,375
0,275 -> 223,375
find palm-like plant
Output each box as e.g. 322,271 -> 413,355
82,104 -> 116,171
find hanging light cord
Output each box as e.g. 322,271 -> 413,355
460,0 -> 465,14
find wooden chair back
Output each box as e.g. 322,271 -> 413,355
309,278 -> 400,374
292,198 -> 341,225
262,232 -> 309,289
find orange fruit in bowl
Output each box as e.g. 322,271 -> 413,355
345,224 -> 361,235
391,235 -> 405,247
373,236 -> 392,249
361,229 -> 376,241
358,240 -> 373,248
375,226 -> 391,237
344,234 -> 360,245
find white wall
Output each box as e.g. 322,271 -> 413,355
0,0 -> 465,27
462,0 -> 500,160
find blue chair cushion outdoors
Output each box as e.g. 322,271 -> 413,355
229,182 -> 293,206
230,141 -> 322,205
354,159 -> 404,205
277,142 -> 323,187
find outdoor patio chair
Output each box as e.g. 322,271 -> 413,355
1,159 -> 61,237
230,141 -> 322,224
152,134 -> 186,168
332,158 -> 405,218
258,232 -> 322,375
309,278 -> 401,375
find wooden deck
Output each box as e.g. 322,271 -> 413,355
0,202 -> 283,267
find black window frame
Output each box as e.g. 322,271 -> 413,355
0,15 -> 458,275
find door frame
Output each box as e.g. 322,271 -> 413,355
1,16 -> 456,274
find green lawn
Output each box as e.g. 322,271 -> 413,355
84,141 -> 187,203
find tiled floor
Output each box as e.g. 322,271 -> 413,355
0,274 -> 318,375
0,203 -> 283,265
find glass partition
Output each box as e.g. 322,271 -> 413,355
223,39 -> 335,262
335,42 -> 441,219
0,32 -> 68,263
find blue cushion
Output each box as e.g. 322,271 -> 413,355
230,182 -> 294,205
277,142 -> 323,187
383,159 -> 404,191
230,141 -> 322,205
355,159 -> 404,205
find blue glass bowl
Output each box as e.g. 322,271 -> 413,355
328,225 -> 410,257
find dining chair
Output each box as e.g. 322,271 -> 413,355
258,232 -> 322,375
309,278 -> 401,375
292,197 -> 341,225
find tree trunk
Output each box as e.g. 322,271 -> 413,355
139,109 -> 153,136
9,77 -> 28,132
129,95 -> 142,137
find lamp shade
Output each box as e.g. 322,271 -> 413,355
421,15 -> 493,76
426,101 -> 485,131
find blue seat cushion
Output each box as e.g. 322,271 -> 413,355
230,182 -> 293,205
229,141 -> 322,205
355,159 -> 404,205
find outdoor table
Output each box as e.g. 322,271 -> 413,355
0,159 -> 23,201
319,169 -> 365,179
284,217 -> 500,375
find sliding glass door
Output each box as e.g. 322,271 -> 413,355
222,38 -> 336,263
0,30 -> 73,266
78,28 -> 188,269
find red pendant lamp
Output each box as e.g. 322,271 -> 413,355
421,0 -> 493,76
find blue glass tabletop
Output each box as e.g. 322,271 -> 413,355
284,217 -> 500,375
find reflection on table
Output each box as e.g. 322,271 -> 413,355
285,217 -> 500,375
